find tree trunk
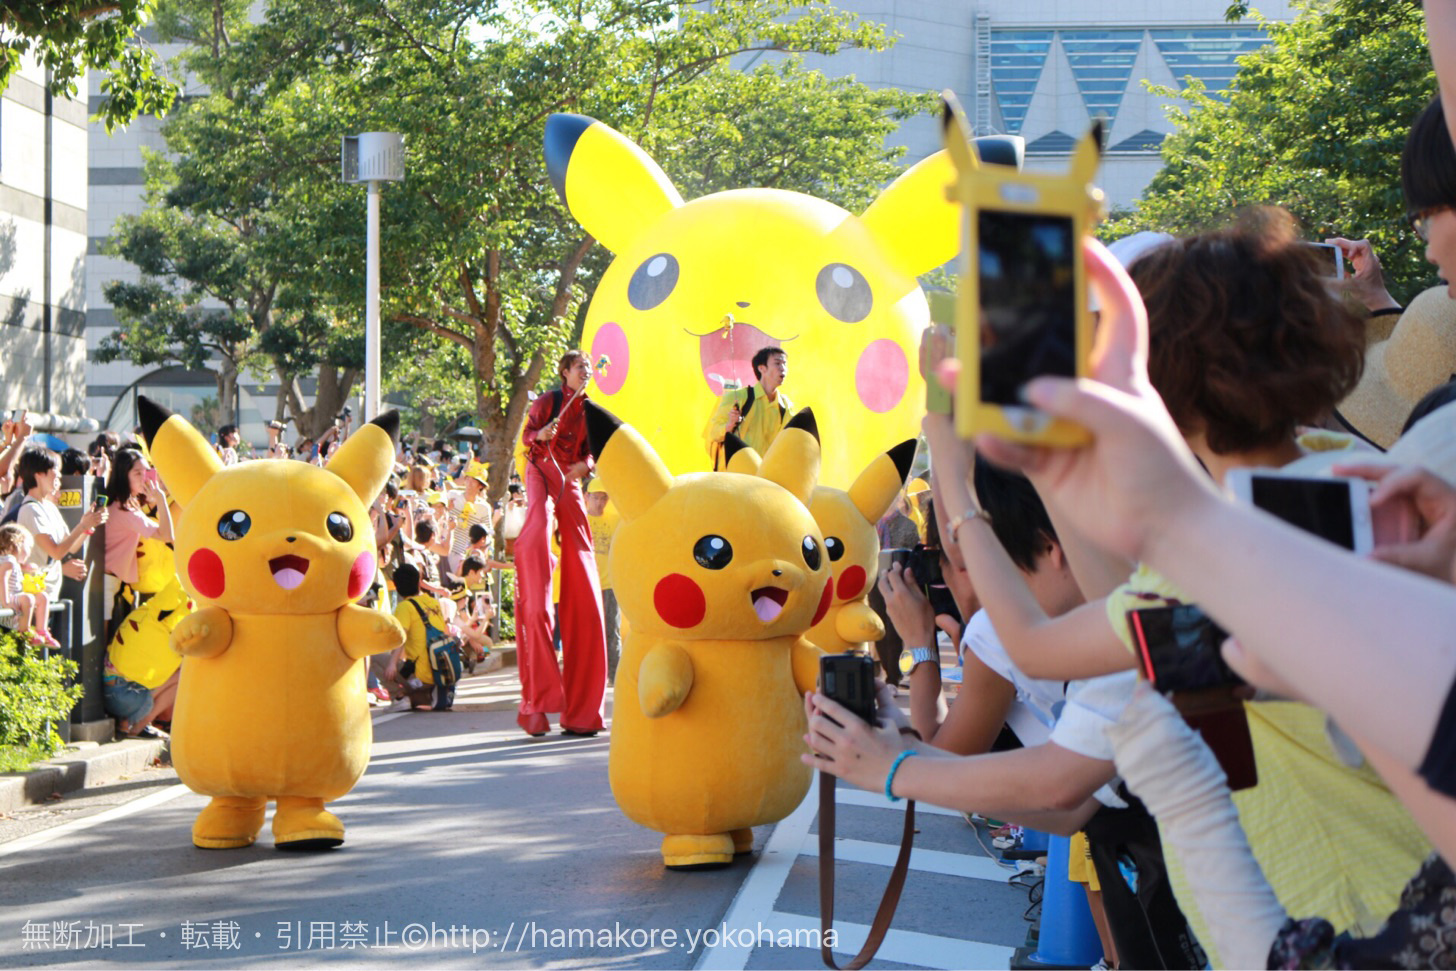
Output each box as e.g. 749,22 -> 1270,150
274,364 -> 361,441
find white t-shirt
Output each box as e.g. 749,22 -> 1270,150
964,610 -> 1130,809
17,497 -> 69,598
959,609 -> 1065,746
446,489 -> 492,573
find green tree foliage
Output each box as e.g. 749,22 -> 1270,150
1122,0 -> 1435,302
0,0 -> 179,131
108,0 -> 931,494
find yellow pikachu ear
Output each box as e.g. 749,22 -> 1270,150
584,401 -> 671,521
545,114 -> 683,255
757,409 -> 820,506
722,433 -> 762,475
848,439 -> 917,524
326,411 -> 399,504
137,396 -> 222,507
858,149 -> 959,279
1070,118 -> 1105,185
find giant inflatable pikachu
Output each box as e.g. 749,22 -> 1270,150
545,113 -> 958,487
138,397 -> 405,850
586,401 -> 830,868
726,436 -> 916,653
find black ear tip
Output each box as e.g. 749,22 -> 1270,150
887,439 -> 917,482
583,400 -> 620,458
544,113 -> 596,203
786,407 -> 818,442
136,396 -> 174,447
370,410 -> 400,445
722,432 -> 748,466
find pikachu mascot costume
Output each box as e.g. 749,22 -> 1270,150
544,113 -> 958,487
586,401 -> 830,868
725,436 -> 916,654
138,397 -> 406,850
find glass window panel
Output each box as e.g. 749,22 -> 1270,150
990,30 -> 1053,134
1151,28 -> 1269,96
1061,30 -> 1143,122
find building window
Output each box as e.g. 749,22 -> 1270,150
989,30 -> 1053,134
1060,30 -> 1144,124
1149,27 -> 1268,95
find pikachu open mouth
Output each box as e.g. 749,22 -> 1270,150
751,586 -> 789,623
269,554 -> 310,591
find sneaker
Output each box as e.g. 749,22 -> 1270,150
387,698 -> 411,712
1089,959 -> 1111,970
370,685 -> 390,703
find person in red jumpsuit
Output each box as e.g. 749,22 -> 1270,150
515,350 -> 607,737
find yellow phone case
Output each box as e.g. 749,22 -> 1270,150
941,90 -> 1104,446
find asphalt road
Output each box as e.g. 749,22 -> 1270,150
0,669 -> 1040,969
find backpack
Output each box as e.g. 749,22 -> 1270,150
406,598 -> 462,689
0,493 -> 34,526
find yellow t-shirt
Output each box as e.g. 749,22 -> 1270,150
1105,564 -> 1431,963
393,594 -> 446,686
588,501 -> 620,591
702,385 -> 795,464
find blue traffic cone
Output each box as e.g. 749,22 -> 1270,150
1011,833 -> 1104,970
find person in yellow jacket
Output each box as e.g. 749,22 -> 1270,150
386,563 -> 446,711
703,347 -> 794,469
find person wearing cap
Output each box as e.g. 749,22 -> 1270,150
584,477 -> 621,685
445,458 -> 501,576
516,349 -> 607,738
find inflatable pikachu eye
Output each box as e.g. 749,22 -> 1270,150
545,113 -> 958,487
137,396 -> 406,851
584,400 -> 829,869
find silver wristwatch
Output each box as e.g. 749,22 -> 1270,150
898,646 -> 937,675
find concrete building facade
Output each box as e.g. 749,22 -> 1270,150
748,0 -> 1298,207
0,54 -> 89,417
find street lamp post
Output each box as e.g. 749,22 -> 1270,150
342,132 -> 405,420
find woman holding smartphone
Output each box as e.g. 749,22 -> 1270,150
14,448 -> 106,602
102,446 -> 175,614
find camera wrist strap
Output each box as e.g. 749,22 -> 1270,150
817,771 -> 916,970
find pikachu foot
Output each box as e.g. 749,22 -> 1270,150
272,797 -> 344,851
192,796 -> 266,850
730,828 -> 754,855
662,833 -> 734,870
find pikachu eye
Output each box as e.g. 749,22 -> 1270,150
802,536 -> 822,571
628,253 -> 679,311
326,512 -> 353,542
217,510 -> 251,541
816,263 -> 872,323
823,537 -> 845,562
693,534 -> 732,570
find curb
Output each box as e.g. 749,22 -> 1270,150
0,737 -> 170,814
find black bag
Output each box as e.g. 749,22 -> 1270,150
405,598 -> 462,688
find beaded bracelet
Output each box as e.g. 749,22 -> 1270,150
884,749 -> 918,803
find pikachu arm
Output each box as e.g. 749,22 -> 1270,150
337,604 -> 407,660
638,642 -> 694,718
792,637 -> 827,696
171,606 -> 234,659
835,600 -> 886,645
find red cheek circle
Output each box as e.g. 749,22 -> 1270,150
811,578 -> 833,627
654,573 -> 706,629
836,565 -> 867,601
349,551 -> 375,601
855,339 -> 909,414
591,322 -> 629,396
187,548 -> 226,599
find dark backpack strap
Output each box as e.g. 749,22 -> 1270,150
740,384 -> 755,421
549,389 -> 564,422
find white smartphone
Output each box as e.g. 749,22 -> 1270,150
1304,242 -> 1346,281
1226,469 -> 1372,554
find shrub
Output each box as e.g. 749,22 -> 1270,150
0,629 -> 83,769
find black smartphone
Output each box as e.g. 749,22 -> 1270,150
1128,604 -> 1241,695
818,652 -> 878,726
1227,470 -> 1372,554
976,210 -> 1079,407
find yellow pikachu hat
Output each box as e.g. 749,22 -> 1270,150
137,396 -> 406,851
726,434 -> 916,654
585,400 -> 830,869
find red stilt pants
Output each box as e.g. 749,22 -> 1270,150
513,459 -> 607,735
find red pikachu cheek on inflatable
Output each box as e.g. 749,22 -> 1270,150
188,548 -> 226,599
654,573 -> 706,629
